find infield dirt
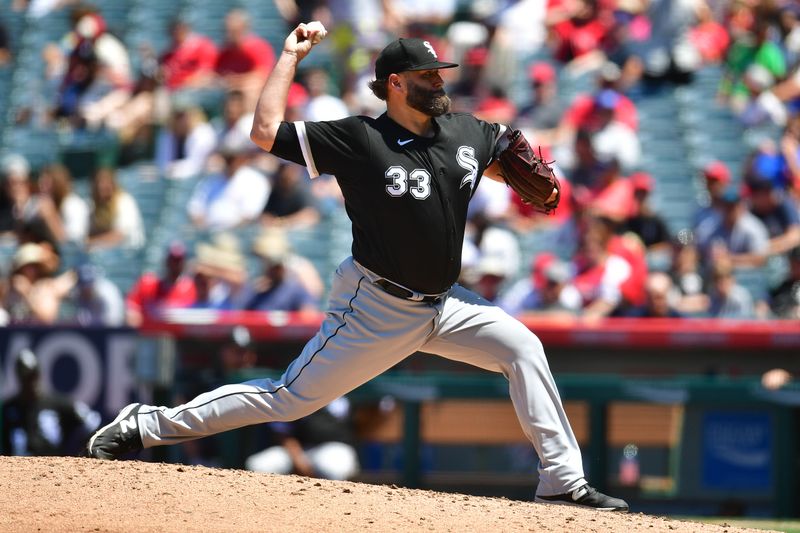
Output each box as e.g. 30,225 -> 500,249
0,456 -> 773,532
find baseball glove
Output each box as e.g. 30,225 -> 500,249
496,129 -> 561,214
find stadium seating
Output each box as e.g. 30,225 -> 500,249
0,2 -> 793,312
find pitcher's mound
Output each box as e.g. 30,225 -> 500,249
0,456 -> 767,532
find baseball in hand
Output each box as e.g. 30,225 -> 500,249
305,21 -> 327,44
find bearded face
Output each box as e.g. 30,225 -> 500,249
404,77 -> 451,117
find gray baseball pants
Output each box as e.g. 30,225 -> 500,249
136,256 -> 586,496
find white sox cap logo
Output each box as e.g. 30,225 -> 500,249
423,41 -> 437,59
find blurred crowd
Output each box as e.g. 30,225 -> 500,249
1,0 -> 800,327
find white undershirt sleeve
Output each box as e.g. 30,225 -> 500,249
293,121 -> 320,178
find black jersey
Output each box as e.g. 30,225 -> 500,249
270,112 -> 506,294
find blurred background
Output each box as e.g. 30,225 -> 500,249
0,0 -> 799,522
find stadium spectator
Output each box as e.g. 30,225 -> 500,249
638,0 -> 703,85
556,62 -> 639,141
768,245 -> 800,320
693,160 -> 731,228
487,0 -> 549,89
4,242 -> 71,324
214,90 -> 253,147
52,41 -> 110,128
707,258 -> 756,319
448,46 -> 490,113
737,64 -> 781,127
571,149 -> 627,206
191,233 -> 248,310
671,243 -> 709,316
500,254 -> 582,318
61,263 -> 125,326
0,154 -> 61,248
471,254 -> 510,303
777,4 -> 800,68
215,9 -> 275,108
87,167 -> 144,250
720,18 -> 786,112
517,62 -> 561,142
694,185 -> 770,268
464,212 -> 520,287
160,20 -> 218,91
35,163 -> 89,244
262,163 -> 320,229
0,19 -> 10,66
747,178 -> 800,256
572,218 -> 634,318
302,68 -> 349,122
556,102 -> 640,190
624,172 -> 671,252
251,228 -> 325,302
245,396 -> 359,480
599,24 -> 640,87
126,241 -> 196,326
547,0 -> 610,70
624,272 -> 683,318
55,9 -> 133,129
187,130 -> 270,231
583,90 -> 641,170
244,239 -> 318,312
155,104 -> 217,180
688,1 -> 730,65
60,5 -> 131,87
1,348 -> 100,456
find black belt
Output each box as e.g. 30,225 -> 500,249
374,279 -> 444,303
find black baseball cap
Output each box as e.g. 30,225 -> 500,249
375,38 -> 458,79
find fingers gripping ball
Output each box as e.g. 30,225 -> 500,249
496,129 -> 561,214
303,21 -> 328,44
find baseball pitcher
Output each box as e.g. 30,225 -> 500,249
88,22 -> 628,512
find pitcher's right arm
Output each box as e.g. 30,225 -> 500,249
250,23 -> 325,152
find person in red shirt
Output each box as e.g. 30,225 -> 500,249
125,241 -> 196,327
215,9 -> 275,108
572,214 -> 647,316
559,62 -> 638,134
689,2 -> 730,64
160,20 -> 219,91
549,0 -> 612,65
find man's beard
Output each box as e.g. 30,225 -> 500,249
406,79 -> 451,117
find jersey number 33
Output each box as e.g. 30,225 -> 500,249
384,146 -> 479,200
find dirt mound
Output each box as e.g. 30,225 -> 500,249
0,456 -> 767,532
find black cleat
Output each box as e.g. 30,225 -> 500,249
86,403 -> 143,459
536,484 -> 629,512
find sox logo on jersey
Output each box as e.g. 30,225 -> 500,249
456,146 -> 479,190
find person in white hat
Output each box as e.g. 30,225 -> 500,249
244,228 -> 319,312
4,242 -> 72,324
